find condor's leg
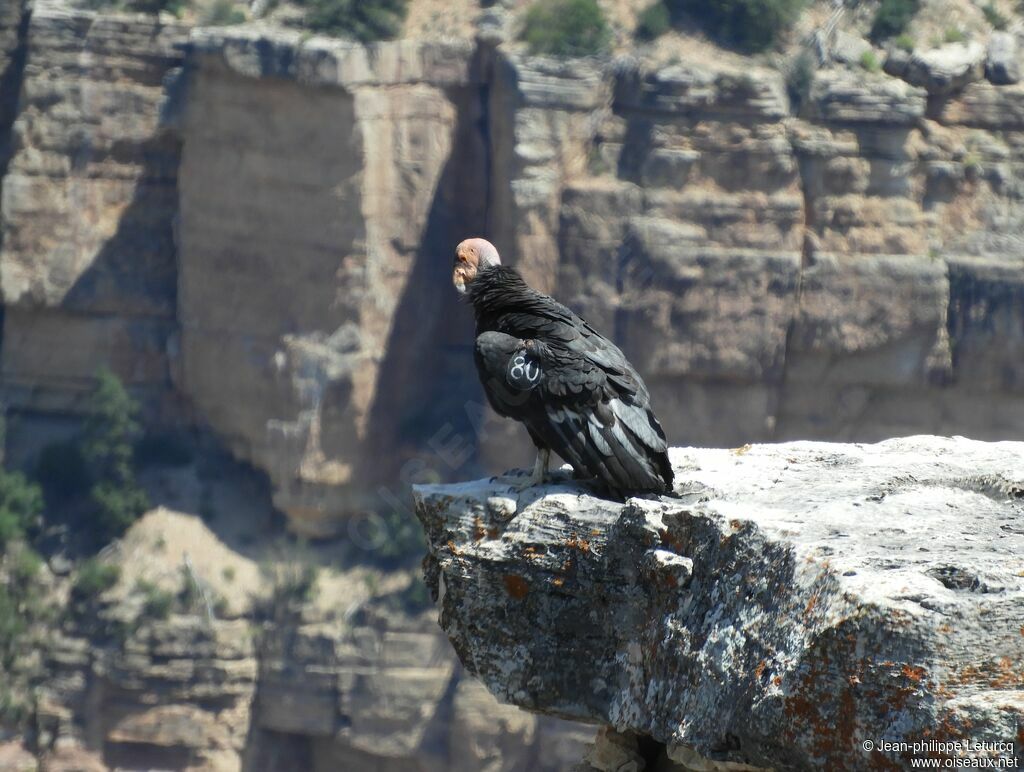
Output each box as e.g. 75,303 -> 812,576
504,435 -> 549,491
529,447 -> 550,487
505,447 -> 549,492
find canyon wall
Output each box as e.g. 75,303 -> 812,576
176,31 -> 487,535
1,2 -> 1024,769
37,600 -> 588,770
3,5 -> 1024,538
0,4 -> 187,417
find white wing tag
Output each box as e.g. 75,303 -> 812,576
506,350 -> 543,390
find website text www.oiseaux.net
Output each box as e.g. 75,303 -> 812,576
862,739 -> 1019,768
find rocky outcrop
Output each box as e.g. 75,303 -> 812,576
0,5 -> 188,416
415,436 -> 1024,770
39,619 -> 256,770
176,29 -> 488,536
5,10 -> 1024,535
902,41 -> 986,95
985,32 -> 1021,86
35,589 -> 589,771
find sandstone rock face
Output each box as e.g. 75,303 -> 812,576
415,436 -> 1024,770
902,42 -> 986,95
177,30 -> 487,536
38,618 -> 256,771
986,32 -> 1021,86
37,610 -> 588,771
3,9 -> 1024,769
808,68 -> 927,124
5,11 -> 1024,534
0,6 -> 188,415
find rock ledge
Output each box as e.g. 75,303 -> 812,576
414,436 -> 1024,770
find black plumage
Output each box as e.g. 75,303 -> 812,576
466,262 -> 673,497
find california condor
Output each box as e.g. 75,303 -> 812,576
453,237 -> 673,497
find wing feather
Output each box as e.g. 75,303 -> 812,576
476,289 -> 673,495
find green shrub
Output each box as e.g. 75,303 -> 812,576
35,441 -> 90,502
255,559 -> 320,622
91,481 -> 149,543
0,543 -> 50,721
128,0 -> 188,14
894,33 -> 915,52
943,27 -> 966,43
201,0 -> 246,25
8,546 -> 42,590
0,686 -> 30,725
520,0 -> 611,57
869,0 -> 919,42
636,1 -> 671,41
81,369 -> 149,543
77,0 -> 188,13
301,0 -> 409,41
982,3 -> 1007,30
0,587 -> 26,670
669,0 -> 807,53
0,470 -> 43,548
72,558 -> 120,600
860,50 -> 881,72
136,580 -> 174,620
786,49 -> 816,110
374,510 -> 425,563
82,369 -> 142,486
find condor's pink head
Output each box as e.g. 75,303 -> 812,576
453,237 -> 501,294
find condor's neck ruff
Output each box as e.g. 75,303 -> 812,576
466,264 -> 549,319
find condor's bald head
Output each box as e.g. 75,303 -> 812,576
453,237 -> 501,294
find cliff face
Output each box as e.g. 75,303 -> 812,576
2,2 -> 1024,769
176,32 -> 488,535
0,6 -> 187,416
487,53 -> 1024,460
2,6 -> 1024,537
39,607 -> 588,771
414,436 -> 1024,770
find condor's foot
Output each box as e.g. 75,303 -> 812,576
499,448 -> 551,492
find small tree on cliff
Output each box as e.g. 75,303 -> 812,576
301,0 -> 409,42
521,0 -> 611,57
80,369 -> 149,543
668,0 -> 807,53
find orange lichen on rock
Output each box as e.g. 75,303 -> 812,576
564,535 -> 590,553
901,664 -> 926,683
503,574 -> 529,600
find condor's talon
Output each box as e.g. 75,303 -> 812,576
530,448 -> 551,486
499,449 -> 551,493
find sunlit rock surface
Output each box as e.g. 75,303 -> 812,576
415,436 -> 1024,770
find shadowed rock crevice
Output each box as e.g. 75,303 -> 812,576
0,0 -> 31,328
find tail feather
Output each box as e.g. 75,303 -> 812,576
539,398 -> 672,494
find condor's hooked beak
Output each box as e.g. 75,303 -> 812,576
453,237 -> 498,295
452,243 -> 476,295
